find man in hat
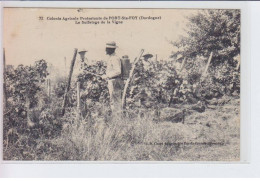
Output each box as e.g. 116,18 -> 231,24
102,41 -> 124,115
142,53 -> 153,62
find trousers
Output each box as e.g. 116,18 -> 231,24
107,78 -> 124,115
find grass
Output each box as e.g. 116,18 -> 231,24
3,97 -> 240,161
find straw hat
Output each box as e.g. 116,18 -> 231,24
143,53 -> 153,59
106,41 -> 117,49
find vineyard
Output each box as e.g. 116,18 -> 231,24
3,9 -> 240,161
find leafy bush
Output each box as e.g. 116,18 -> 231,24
126,59 -> 184,109
4,60 -> 48,135
77,61 -> 110,116
171,9 -> 240,100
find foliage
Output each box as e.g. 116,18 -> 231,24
126,59 -> 184,109
4,97 -> 240,161
53,77 -> 67,98
5,59 -> 49,108
171,9 -> 240,99
4,60 -> 50,142
77,61 -> 110,116
172,9 -> 240,66
3,9 -> 241,161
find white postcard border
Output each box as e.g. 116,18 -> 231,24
0,0 -> 258,178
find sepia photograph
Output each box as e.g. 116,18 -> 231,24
2,8 -> 240,161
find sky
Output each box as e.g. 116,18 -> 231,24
4,8 -> 197,71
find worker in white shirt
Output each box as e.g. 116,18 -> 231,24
102,41 -> 124,115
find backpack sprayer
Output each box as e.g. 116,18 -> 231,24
78,49 -> 145,110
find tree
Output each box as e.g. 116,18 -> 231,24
171,9 -> 240,97
172,9 -> 240,67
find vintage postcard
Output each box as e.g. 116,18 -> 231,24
3,8 -> 240,161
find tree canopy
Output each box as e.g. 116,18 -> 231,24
171,9 -> 240,67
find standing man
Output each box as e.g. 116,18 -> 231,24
102,41 -> 124,116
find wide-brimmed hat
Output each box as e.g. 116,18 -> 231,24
143,53 -> 153,59
106,41 -> 117,49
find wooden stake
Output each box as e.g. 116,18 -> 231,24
194,52 -> 214,93
76,81 -> 81,110
47,79 -> 51,97
236,61 -> 240,71
202,52 -> 213,78
62,49 -> 78,116
236,56 -> 240,71
180,58 -> 186,72
122,49 -> 144,109
3,48 -> 7,109
26,95 -> 34,128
